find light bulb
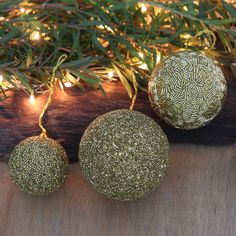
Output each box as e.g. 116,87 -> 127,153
30,31 -> 41,41
0,74 -> 3,83
108,71 -> 114,77
20,8 -> 25,13
141,4 -> 147,13
29,94 -> 35,104
64,82 -> 72,88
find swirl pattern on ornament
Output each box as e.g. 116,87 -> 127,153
149,51 -> 227,129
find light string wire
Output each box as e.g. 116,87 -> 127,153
39,54 -> 67,137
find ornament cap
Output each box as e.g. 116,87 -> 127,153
40,132 -> 47,138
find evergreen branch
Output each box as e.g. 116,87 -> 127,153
0,0 -> 235,100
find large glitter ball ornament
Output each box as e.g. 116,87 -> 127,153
79,109 -> 169,201
149,51 -> 227,129
9,136 -> 69,196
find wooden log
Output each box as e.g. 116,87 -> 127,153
0,69 -> 236,163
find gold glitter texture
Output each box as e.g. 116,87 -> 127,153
9,136 -> 69,196
149,51 -> 227,129
79,109 -> 170,201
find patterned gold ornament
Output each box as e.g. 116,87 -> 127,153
149,51 -> 227,129
79,109 -> 170,201
9,136 -> 68,196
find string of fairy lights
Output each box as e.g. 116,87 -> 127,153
0,1 -> 235,105
0,2 -> 154,105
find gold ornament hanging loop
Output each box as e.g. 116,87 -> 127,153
129,71 -> 138,111
39,54 -> 67,137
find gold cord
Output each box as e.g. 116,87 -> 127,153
129,72 -> 138,111
39,54 -> 67,137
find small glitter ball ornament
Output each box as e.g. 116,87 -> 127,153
9,136 -> 68,196
79,109 -> 169,201
149,51 -> 227,129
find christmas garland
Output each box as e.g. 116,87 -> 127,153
0,0 -> 235,101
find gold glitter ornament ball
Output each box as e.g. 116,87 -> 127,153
149,51 -> 227,129
79,109 -> 170,201
9,136 -> 69,196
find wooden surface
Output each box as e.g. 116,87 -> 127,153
0,144 -> 235,236
0,71 -> 236,163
